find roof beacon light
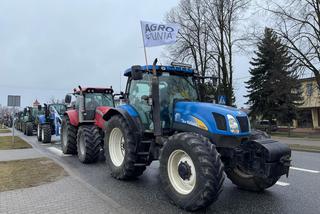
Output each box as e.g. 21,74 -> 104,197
171,62 -> 192,68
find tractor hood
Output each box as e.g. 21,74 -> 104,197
174,101 -> 250,136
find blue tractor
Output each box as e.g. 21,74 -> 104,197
102,59 -> 291,211
36,103 -> 67,143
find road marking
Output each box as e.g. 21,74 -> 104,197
276,181 -> 290,186
290,167 -> 320,174
47,147 -> 71,157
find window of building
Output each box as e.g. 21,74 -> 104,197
306,82 -> 313,96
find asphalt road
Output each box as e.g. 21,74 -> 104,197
18,132 -> 320,214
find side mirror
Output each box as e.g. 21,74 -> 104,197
65,94 -> 72,104
131,65 -> 143,80
38,105 -> 42,111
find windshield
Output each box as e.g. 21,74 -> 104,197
50,104 -> 67,115
85,93 -> 114,110
128,73 -> 198,130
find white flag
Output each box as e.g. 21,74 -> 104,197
141,21 -> 180,47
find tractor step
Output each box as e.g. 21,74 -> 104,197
137,152 -> 149,156
134,163 -> 146,167
140,140 -> 152,144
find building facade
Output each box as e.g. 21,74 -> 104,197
294,77 -> 320,129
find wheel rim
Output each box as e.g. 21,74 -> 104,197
109,128 -> 125,167
167,149 -> 196,195
41,128 -> 45,140
37,125 -> 40,138
234,166 -> 254,178
79,134 -> 86,156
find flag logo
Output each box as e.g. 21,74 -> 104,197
141,21 -> 179,47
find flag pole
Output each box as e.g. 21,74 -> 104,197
140,21 -> 149,71
143,46 -> 149,71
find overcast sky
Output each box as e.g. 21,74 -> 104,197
0,0 -> 250,109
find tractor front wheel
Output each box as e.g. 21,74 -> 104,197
77,125 -> 102,163
41,124 -> 52,143
61,117 -> 77,154
104,115 -> 146,180
159,133 -> 225,211
225,167 -> 280,192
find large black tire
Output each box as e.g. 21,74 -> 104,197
77,125 -> 102,163
41,124 -> 52,143
104,115 -> 146,180
37,124 -> 42,142
159,132 -> 225,211
22,123 -> 26,135
225,129 -> 278,192
61,117 -> 77,154
26,122 -> 33,136
225,167 -> 280,192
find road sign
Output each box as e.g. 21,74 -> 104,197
7,95 -> 20,144
7,95 -> 21,107
218,95 -> 226,105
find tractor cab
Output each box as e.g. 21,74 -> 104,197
48,104 -> 67,117
24,106 -> 42,122
123,64 -> 198,132
65,87 -> 114,121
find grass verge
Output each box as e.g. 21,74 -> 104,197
0,136 -> 32,150
0,157 -> 67,192
287,144 -> 320,153
271,132 -> 320,140
0,129 -> 11,133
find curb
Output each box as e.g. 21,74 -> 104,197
13,128 -> 130,214
287,144 -> 320,153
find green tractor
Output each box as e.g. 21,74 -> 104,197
102,59 -> 291,211
15,111 -> 24,131
21,106 -> 42,136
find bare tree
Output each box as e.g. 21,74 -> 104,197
265,0 -> 320,88
204,0 -> 249,105
166,0 -> 215,78
166,0 -> 249,105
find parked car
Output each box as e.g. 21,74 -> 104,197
255,120 -> 278,132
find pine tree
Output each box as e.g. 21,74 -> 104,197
246,27 -> 302,129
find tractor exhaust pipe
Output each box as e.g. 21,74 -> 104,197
151,58 -> 162,144
78,85 -> 85,123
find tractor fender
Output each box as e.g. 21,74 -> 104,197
95,106 -> 113,129
102,107 -> 143,137
64,110 -> 79,127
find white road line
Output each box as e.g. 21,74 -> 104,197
290,167 -> 320,174
47,147 -> 71,157
276,181 -> 290,186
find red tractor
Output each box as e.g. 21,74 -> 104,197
61,86 -> 114,163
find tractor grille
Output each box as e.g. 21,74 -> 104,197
213,113 -> 227,131
236,116 -> 249,132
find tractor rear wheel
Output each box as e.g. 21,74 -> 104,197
61,117 -> 77,154
225,167 -> 280,192
41,124 -> 52,143
77,125 -> 102,163
104,115 -> 146,179
26,122 -> 33,136
37,124 -> 42,141
159,132 -> 225,211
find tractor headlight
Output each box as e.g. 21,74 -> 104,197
227,114 -> 240,134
